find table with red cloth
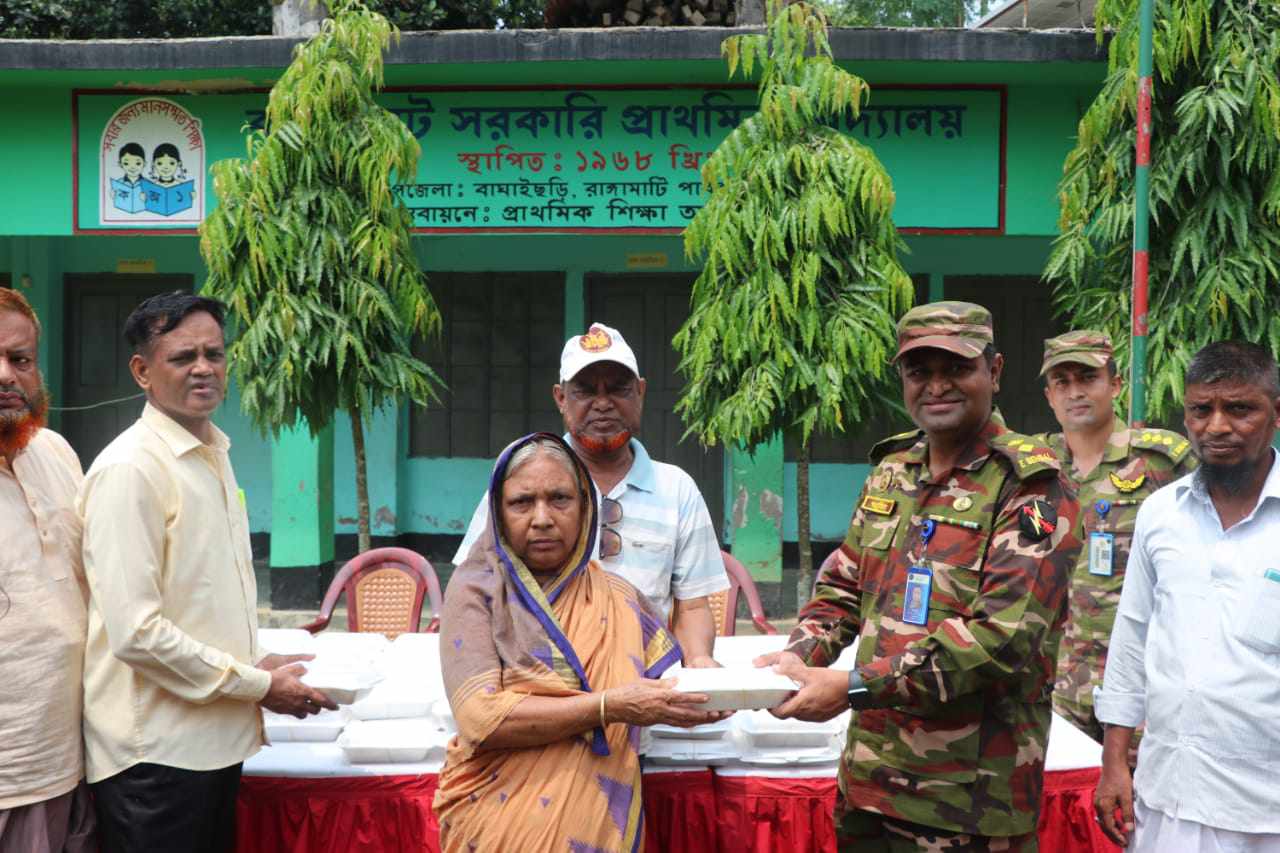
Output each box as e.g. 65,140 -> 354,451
238,749 -> 1117,852
243,632 -> 1117,851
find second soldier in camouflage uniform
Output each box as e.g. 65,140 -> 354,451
761,302 -> 1082,851
1034,331 -> 1195,744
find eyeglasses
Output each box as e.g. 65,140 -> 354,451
600,497 -> 623,558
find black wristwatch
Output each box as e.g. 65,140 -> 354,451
847,670 -> 874,710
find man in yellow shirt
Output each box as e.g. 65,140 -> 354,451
0,290 -> 95,852
79,292 -> 336,853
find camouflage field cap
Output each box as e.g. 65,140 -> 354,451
1040,330 -> 1113,376
894,301 -> 994,361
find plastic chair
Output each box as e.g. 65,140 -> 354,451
301,547 -> 443,640
708,550 -> 779,636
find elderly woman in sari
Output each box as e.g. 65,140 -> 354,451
434,433 -> 719,852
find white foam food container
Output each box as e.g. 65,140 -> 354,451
300,666 -> 382,705
257,628 -> 318,656
310,631 -> 391,670
349,679 -> 435,721
644,733 -> 740,766
671,667 -> 797,712
709,635 -> 787,668
430,698 -> 458,735
735,709 -> 847,749
649,716 -> 735,741
338,719 -> 450,764
263,707 -> 351,743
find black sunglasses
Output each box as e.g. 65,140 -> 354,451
600,497 -> 623,558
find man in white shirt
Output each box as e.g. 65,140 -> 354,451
80,292 -> 336,853
0,290 -> 95,853
453,323 -> 728,666
1094,341 -> 1280,851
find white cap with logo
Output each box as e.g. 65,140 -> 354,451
559,322 -> 640,382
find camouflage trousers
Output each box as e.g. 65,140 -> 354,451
836,806 -> 1038,852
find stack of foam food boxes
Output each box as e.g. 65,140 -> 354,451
643,635 -> 857,769
258,629 -> 453,766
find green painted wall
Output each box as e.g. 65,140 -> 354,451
0,60 -> 1100,561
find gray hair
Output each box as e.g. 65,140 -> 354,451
504,437 -> 581,485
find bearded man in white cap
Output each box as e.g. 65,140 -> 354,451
453,323 -> 728,667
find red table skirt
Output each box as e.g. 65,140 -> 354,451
238,775 -> 440,853
714,774 -> 837,853
237,767 -> 1117,852
1039,768 -> 1121,853
642,771 -> 718,853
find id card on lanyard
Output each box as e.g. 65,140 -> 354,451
1089,500 -> 1115,577
903,519 -> 935,626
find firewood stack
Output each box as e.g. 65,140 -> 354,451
545,0 -> 738,27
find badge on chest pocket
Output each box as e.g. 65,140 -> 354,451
1088,531 -> 1114,576
903,567 -> 932,626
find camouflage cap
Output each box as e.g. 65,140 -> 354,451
894,301 -> 994,362
1040,330 -> 1113,376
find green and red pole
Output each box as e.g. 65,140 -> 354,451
1130,0 -> 1155,427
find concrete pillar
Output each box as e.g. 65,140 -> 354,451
564,269 -> 585,338
928,272 -> 944,302
9,238 -> 59,429
273,0 -> 328,37
728,435 -> 783,586
270,422 -> 335,609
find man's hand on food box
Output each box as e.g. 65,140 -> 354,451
257,653 -> 314,671
758,652 -> 848,723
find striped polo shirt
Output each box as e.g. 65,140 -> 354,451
452,438 -> 728,622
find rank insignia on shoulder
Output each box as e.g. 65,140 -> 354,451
869,470 -> 893,492
1109,471 -> 1146,493
860,495 -> 896,516
1018,499 -> 1058,541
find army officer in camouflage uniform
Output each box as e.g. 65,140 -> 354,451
1035,331 -> 1195,745
758,302 -> 1082,851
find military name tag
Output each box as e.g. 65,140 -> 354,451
1089,531 -> 1114,576
861,495 -> 897,516
903,567 -> 932,626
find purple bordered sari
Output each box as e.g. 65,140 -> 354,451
433,433 -> 681,853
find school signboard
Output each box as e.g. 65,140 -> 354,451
73,85 -> 1005,235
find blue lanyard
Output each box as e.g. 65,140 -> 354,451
919,518 -> 936,558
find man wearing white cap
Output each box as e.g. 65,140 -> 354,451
452,323 -> 728,667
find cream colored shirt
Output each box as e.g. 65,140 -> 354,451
79,403 -> 272,783
0,429 -> 87,809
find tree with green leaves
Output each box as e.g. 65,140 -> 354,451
674,0 -> 913,601
200,0 -> 442,554
1046,0 -> 1280,420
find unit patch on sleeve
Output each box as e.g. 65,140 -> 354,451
1018,499 -> 1058,541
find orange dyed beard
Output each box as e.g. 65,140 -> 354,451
0,387 -> 49,459
573,430 -> 631,454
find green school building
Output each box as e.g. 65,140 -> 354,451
0,27 -> 1105,610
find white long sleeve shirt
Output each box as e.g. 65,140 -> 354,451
78,404 -> 271,783
1094,452 -> 1280,833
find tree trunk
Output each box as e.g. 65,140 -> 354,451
350,408 -> 371,555
795,442 -> 813,609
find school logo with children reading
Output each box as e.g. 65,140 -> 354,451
99,98 -> 205,226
